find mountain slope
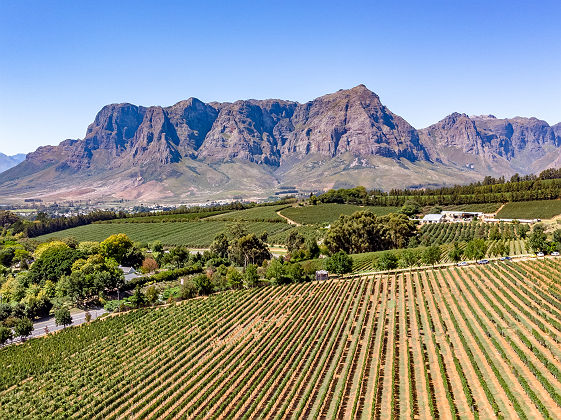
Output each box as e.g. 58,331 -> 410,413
0,86 -> 559,203
0,153 -> 26,174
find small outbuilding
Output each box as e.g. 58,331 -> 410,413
315,270 -> 329,281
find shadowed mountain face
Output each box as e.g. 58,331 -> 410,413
0,85 -> 559,202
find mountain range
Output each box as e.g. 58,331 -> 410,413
1,85 -> 559,203
0,153 -> 26,174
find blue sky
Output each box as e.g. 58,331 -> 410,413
1,0 -> 560,155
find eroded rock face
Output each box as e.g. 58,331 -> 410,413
419,113 -> 560,173
1,84 -> 560,196
283,85 -> 426,162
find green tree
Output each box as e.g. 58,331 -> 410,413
552,229 -> 561,245
228,234 -> 270,267
400,200 -> 421,217
324,251 -> 353,274
528,225 -> 547,252
464,239 -> 487,260
377,252 -> 398,271
54,307 -> 72,328
210,233 -> 229,258
13,317 -> 33,339
489,225 -> 500,240
287,263 -> 306,283
448,242 -> 464,262
399,248 -> 420,268
145,285 -> 159,305
129,285 -> 146,308
286,230 -> 305,254
192,274 -> 214,295
517,224 -> 530,239
29,245 -> 81,284
226,267 -> 243,289
422,246 -> 441,267
243,264 -> 259,288
99,234 -> 134,265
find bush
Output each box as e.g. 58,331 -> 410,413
325,251 -> 353,274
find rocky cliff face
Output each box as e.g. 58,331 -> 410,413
419,113 -> 560,174
282,85 -> 426,162
1,85 -> 559,202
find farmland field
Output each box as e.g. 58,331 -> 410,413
34,221 -> 292,247
207,204 -> 290,222
97,210 -> 229,224
2,259 -> 561,418
279,203 -> 400,225
497,199 -> 561,219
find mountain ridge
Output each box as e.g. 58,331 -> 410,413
1,85 -> 559,203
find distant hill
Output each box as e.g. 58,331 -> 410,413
0,85 -> 559,203
0,153 -> 26,174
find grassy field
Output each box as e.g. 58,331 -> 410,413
279,203 -> 400,225
35,221 -> 291,247
496,199 -> 561,219
2,259 -> 561,418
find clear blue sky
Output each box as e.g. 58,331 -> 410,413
1,0 -> 560,155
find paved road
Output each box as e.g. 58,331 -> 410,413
2,308 -> 107,347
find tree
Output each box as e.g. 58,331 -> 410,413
493,241 -> 509,257
448,242 -> 464,262
489,225 -> 500,241
229,234 -> 270,267
129,286 -> 146,308
29,244 -> 81,284
192,274 -> 214,295
226,267 -> 243,289
422,246 -> 441,267
517,224 -> 530,239
141,257 -> 159,273
552,229 -> 561,245
528,225 -> 547,252
325,211 -> 416,254
243,264 -> 259,288
54,307 -> 72,328
169,246 -> 190,268
400,200 -> 421,217
287,263 -> 306,283
145,285 -> 159,305
377,252 -> 398,271
286,231 -> 305,253
210,233 -> 229,258
0,325 -> 13,345
99,234 -> 134,264
14,317 -> 33,339
464,239 -> 487,260
266,259 -> 290,285
399,249 -> 420,269
325,251 -> 353,274
84,311 -> 92,323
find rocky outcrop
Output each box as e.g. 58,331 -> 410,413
283,85 -> 426,161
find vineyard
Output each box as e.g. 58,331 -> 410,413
497,199 -> 561,219
419,221 -> 526,246
279,203 -> 400,225
34,221 -> 292,247
2,260 -> 561,418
